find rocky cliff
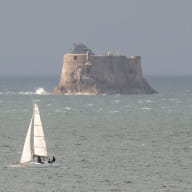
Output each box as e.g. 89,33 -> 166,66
53,43 -> 157,94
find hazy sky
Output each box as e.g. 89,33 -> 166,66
0,0 -> 192,76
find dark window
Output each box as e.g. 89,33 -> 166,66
86,67 -> 91,73
73,56 -> 77,60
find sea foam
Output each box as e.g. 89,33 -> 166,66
35,88 -> 49,95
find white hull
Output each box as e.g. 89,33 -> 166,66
28,162 -> 54,168
10,162 -> 57,168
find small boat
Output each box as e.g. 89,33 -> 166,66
19,100 -> 55,167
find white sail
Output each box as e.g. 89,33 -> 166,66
20,117 -> 33,163
33,103 -> 48,157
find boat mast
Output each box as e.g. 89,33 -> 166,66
32,100 -> 39,159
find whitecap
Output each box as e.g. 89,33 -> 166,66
0,91 -> 17,95
19,91 -> 33,95
138,99 -> 152,104
167,98 -> 178,102
65,107 -> 71,110
4,88 -> 50,95
141,107 -> 152,110
35,88 -> 49,95
109,110 -> 120,113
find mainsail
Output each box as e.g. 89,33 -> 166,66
20,117 -> 33,163
33,103 -> 48,157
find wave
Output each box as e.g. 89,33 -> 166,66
65,107 -> 71,110
109,110 -> 120,113
35,88 -> 49,95
137,99 -> 153,104
0,88 -> 50,95
141,107 -> 152,111
87,103 -> 94,107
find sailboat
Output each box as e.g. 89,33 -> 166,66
20,100 -> 55,167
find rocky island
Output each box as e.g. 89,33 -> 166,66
53,43 -> 157,94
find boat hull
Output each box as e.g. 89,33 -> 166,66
10,162 -> 57,168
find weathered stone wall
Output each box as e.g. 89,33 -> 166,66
59,54 -> 87,87
90,55 -> 142,87
54,52 -> 157,94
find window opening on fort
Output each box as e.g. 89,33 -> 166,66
73,56 -> 77,60
86,67 -> 91,74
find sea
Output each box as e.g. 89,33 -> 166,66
0,75 -> 192,192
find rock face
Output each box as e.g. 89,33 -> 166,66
53,43 -> 157,94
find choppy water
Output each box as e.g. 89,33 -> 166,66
0,76 -> 192,192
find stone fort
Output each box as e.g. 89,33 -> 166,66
53,43 -> 156,94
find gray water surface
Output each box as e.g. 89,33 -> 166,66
0,76 -> 192,192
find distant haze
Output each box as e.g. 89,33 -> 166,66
0,0 -> 192,76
